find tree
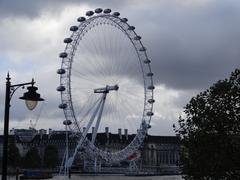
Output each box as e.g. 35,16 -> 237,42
175,69 -> 240,179
8,143 -> 21,168
43,145 -> 59,169
23,147 -> 41,169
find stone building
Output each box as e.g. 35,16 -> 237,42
2,128 -> 180,174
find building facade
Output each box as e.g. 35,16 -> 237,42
2,128 -> 181,174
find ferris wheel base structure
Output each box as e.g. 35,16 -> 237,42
57,8 -> 155,175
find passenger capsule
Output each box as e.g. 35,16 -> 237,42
57,85 -> 66,92
77,17 -> 86,22
95,8 -> 103,13
63,120 -> 72,126
148,99 -> 155,104
121,18 -> 128,22
139,47 -> 146,52
70,26 -> 78,31
134,36 -> 141,40
59,103 -> 67,109
148,85 -> 155,90
113,12 -> 120,16
59,52 -> 68,58
147,112 -> 154,116
128,26 -> 135,31
86,11 -> 94,16
144,59 -> 151,64
57,69 -> 66,74
147,72 -> 154,77
64,38 -> 73,43
104,9 -> 111,14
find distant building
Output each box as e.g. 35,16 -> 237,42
1,127 -> 181,174
10,128 -> 37,142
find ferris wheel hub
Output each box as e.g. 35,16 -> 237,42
94,84 -> 119,93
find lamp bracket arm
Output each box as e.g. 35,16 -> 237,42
9,81 -> 35,101
9,86 -> 22,101
10,81 -> 35,88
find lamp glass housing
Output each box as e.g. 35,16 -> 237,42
19,85 -> 44,110
25,100 -> 38,111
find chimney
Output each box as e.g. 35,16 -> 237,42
39,129 -> 43,139
118,128 -> 122,140
48,128 -> 52,139
105,127 -> 109,139
124,129 -> 128,140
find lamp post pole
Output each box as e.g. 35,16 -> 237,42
2,75 -> 11,180
2,73 -> 44,180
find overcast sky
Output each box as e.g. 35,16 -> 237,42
0,0 -> 239,136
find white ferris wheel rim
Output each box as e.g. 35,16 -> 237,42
57,8 -> 154,163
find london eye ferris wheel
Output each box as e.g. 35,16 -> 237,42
57,8 -> 154,167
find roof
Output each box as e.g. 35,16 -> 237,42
12,132 -> 180,145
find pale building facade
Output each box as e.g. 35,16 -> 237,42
1,128 -> 181,174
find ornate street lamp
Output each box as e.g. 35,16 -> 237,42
19,84 -> 44,110
2,73 -> 44,180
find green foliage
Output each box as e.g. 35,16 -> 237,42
23,147 -> 41,169
8,142 -> 21,168
176,69 -> 240,179
43,145 -> 59,169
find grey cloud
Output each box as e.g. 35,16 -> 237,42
2,0 -> 240,135
135,1 -> 240,90
4,0 -> 240,91
0,0 -> 127,18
